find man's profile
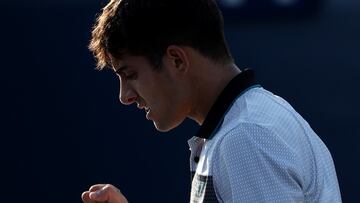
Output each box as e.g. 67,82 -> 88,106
81,0 -> 342,202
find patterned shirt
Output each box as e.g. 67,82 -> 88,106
188,69 -> 342,203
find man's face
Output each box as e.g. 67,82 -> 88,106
111,54 -> 191,132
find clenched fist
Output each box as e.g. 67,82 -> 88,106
81,184 -> 128,203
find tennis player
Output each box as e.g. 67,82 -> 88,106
82,0 -> 342,202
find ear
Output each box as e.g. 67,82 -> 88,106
164,45 -> 190,73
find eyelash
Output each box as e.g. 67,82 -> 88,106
120,72 -> 137,80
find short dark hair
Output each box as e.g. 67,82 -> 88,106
89,0 -> 233,69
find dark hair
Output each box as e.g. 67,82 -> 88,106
89,0 -> 233,69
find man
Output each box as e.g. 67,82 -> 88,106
82,0 -> 342,202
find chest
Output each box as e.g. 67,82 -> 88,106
189,138 -> 220,203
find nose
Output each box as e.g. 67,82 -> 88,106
119,79 -> 137,105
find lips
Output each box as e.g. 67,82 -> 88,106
145,108 -> 151,120
136,102 -> 147,110
145,107 -> 150,113
136,101 -> 151,119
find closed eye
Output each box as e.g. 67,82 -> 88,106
124,72 -> 138,80
116,72 -> 138,81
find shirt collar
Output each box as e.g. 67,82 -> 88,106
195,68 -> 259,139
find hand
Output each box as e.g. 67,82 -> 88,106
81,184 -> 128,203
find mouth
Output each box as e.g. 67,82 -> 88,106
145,107 -> 152,120
136,102 -> 148,111
145,107 -> 150,113
136,102 -> 151,119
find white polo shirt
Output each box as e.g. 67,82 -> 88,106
189,69 -> 342,203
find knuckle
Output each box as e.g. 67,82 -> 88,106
81,191 -> 90,202
81,192 -> 86,200
89,184 -> 105,191
103,184 -> 120,194
103,184 -> 113,192
89,185 -> 96,191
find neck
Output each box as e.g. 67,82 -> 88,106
188,62 -> 241,125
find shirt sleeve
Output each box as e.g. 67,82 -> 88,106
212,123 -> 305,203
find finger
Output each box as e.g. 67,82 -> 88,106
89,184 -> 106,192
89,184 -> 112,201
89,184 -> 128,203
81,191 -> 97,203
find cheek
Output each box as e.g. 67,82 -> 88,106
131,82 -> 149,100
154,108 -> 186,132
164,96 -> 189,121
151,88 -> 190,131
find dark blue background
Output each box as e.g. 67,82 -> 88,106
1,0 -> 359,202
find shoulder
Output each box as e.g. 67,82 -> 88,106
218,122 -> 274,154
215,121 -> 298,165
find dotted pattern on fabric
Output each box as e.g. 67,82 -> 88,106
189,87 -> 342,203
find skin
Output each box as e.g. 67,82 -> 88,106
81,184 -> 128,203
82,45 -> 240,203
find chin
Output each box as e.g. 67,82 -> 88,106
153,120 -> 182,132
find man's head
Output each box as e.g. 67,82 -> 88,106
89,0 -> 235,131
89,0 -> 233,69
